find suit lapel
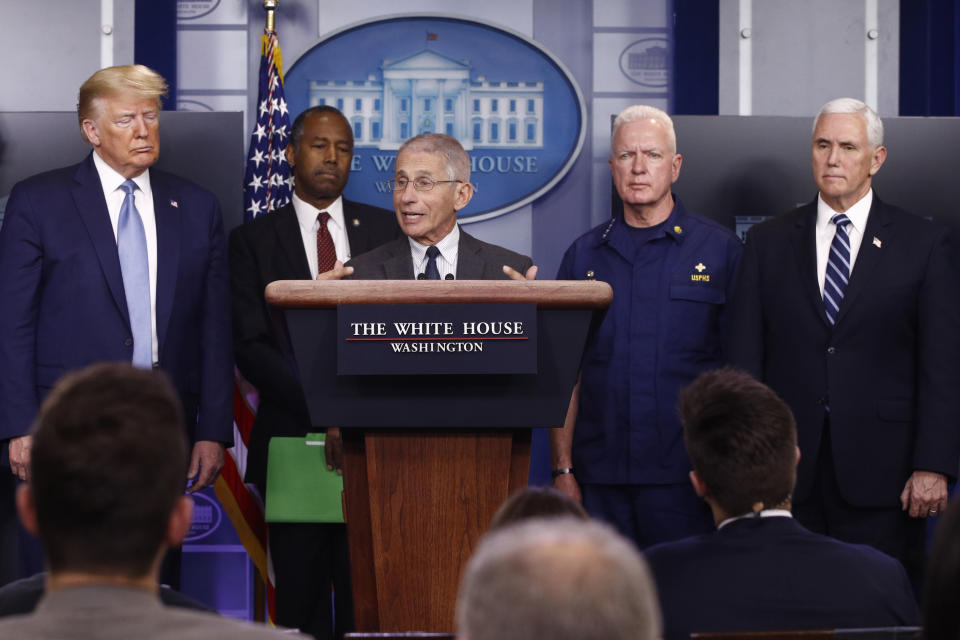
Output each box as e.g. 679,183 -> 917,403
274,205 -> 312,279
383,237 -> 415,278
456,230 -> 484,279
72,155 -> 129,324
789,202 -> 830,325
152,172 -> 181,356
834,197 -> 890,326
344,200 -> 367,257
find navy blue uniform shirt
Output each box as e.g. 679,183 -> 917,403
557,198 -> 742,484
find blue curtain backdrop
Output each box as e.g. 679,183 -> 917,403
900,0 -> 960,116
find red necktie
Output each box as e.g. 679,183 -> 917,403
317,211 -> 336,273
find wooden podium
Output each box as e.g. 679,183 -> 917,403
266,280 -> 612,632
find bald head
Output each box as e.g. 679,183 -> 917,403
456,518 -> 661,640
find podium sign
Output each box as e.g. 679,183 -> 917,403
337,303 -> 537,375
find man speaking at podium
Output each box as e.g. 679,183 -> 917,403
336,133 -> 535,281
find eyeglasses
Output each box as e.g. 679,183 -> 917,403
386,177 -> 463,192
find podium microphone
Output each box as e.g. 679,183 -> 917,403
445,274 -> 455,280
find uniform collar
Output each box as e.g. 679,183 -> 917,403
598,195 -> 690,262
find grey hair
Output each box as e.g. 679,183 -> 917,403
397,133 -> 470,183
456,517 -> 662,640
611,104 -> 677,155
814,98 -> 884,149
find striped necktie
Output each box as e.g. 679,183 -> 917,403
117,179 -> 152,368
823,213 -> 852,325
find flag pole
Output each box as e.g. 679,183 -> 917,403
264,0 -> 278,33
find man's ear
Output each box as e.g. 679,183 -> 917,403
285,143 -> 296,167
689,470 -> 708,498
453,181 -> 474,212
15,484 -> 39,535
82,119 -> 101,147
869,145 -> 887,176
165,496 -> 194,548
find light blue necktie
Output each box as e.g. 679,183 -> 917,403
117,179 -> 152,368
823,213 -> 852,325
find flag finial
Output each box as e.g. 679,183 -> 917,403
263,0 -> 278,33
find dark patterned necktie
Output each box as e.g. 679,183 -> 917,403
317,211 -> 336,273
424,245 -> 441,280
823,213 -> 851,325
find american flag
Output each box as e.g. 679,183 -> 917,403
243,29 -> 293,221
212,26 -> 291,625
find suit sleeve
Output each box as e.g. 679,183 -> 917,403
195,198 -> 234,444
718,234 -> 744,362
724,228 -> 765,379
913,226 -> 960,479
228,226 -> 306,406
0,183 -> 43,441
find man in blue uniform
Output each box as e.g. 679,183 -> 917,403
551,105 -> 742,548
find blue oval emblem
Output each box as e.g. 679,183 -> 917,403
619,38 -> 669,88
285,16 -> 586,222
184,491 -> 223,542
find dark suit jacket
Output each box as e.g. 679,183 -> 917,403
0,153 -> 233,444
726,196 -> 960,506
345,228 -> 533,279
645,516 -> 918,640
229,200 -> 400,491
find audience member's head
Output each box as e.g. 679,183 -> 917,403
488,486 -> 588,531
679,367 -> 798,521
18,362 -> 192,583
456,517 -> 661,640
923,499 -> 960,640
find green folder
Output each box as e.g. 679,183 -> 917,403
265,433 -> 344,523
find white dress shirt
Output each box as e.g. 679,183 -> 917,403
292,193 -> 351,278
815,189 -> 872,296
92,151 -> 159,364
717,509 -> 792,530
409,224 -> 460,279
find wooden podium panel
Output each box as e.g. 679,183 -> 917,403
343,428 -> 530,632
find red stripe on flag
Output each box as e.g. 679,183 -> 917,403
234,380 -> 256,446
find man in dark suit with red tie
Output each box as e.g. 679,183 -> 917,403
229,105 -> 400,639
727,98 -> 960,586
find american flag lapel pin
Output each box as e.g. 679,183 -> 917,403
169,199 -> 179,208
872,236 -> 881,248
